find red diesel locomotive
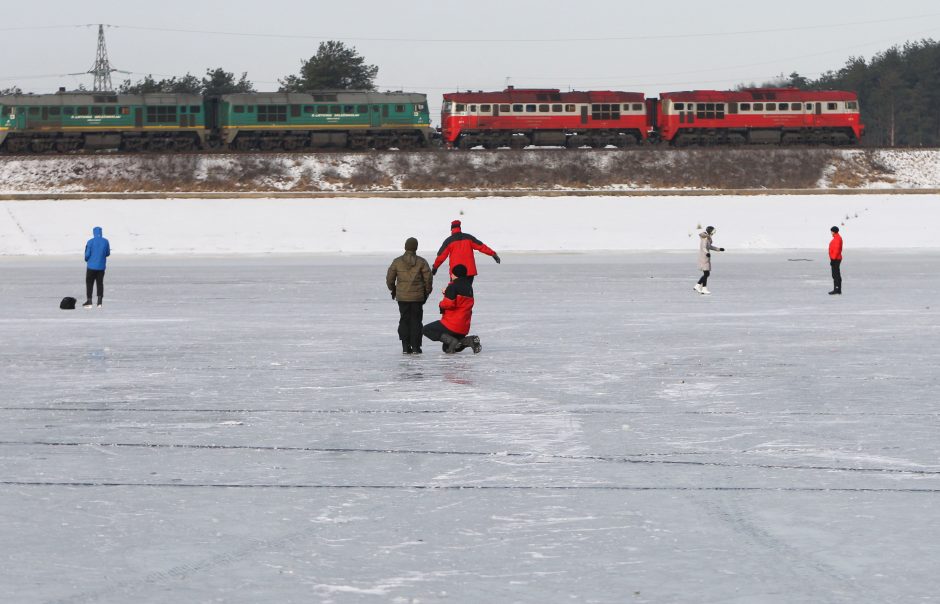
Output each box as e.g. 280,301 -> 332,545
441,87 -> 649,148
657,88 -> 864,145
442,87 -> 864,148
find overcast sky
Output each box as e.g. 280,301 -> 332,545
2,0 -> 937,117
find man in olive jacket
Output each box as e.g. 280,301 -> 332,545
387,237 -> 433,354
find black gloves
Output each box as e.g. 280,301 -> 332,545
431,266 -> 438,276
493,254 -> 501,264
390,287 -> 396,300
719,248 -> 725,252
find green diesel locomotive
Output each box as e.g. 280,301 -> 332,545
0,90 -> 431,153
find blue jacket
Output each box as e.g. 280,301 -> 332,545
84,226 -> 111,271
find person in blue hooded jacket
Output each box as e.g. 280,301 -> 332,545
83,226 -> 110,308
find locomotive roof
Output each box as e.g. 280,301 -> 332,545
0,92 -> 203,105
444,88 -> 645,103
659,88 -> 858,102
219,91 -> 427,104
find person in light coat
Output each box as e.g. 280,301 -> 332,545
694,226 -> 724,295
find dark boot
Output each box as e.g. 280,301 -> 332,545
402,341 -> 412,354
828,289 -> 841,295
82,299 -> 93,308
411,346 -> 422,354
461,335 -> 482,354
440,333 -> 460,354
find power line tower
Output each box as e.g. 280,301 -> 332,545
89,24 -> 116,92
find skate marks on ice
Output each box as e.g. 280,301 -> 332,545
3,254 -> 940,602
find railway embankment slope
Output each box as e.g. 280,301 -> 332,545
0,148 -> 938,196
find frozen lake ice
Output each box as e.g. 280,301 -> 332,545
2,252 -> 940,603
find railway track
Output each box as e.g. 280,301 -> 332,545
0,145 -> 916,161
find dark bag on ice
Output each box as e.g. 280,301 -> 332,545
60,297 -> 77,310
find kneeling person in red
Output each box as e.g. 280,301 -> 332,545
422,264 -> 482,354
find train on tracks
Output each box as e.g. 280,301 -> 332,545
0,90 -> 432,153
0,86 -> 863,153
442,87 -> 864,148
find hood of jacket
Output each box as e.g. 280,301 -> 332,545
401,250 -> 417,267
93,226 -> 103,238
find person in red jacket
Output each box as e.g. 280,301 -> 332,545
422,264 -> 482,354
829,226 -> 843,295
432,220 -> 500,283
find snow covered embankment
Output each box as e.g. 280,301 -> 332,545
0,149 -> 938,194
2,194 -> 938,256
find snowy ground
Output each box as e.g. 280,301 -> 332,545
2,253 -> 940,603
2,194 -> 940,256
0,148 -> 938,193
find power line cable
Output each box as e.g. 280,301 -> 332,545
106,13 -> 940,43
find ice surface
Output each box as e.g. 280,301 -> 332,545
2,253 -> 940,603
3,194 -> 940,256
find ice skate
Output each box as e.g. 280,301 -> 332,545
828,289 -> 841,296
461,335 -> 482,354
700,286 -> 711,295
411,346 -> 422,355
82,300 -> 93,309
694,283 -> 703,293
402,341 -> 412,354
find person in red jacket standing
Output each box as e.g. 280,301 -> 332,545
422,264 -> 482,354
432,220 -> 500,283
829,226 -> 843,295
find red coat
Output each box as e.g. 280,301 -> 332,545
439,278 -> 474,336
433,228 -> 496,277
829,234 -> 843,260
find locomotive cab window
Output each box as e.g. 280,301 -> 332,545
827,103 -> 838,111
674,103 -> 685,111
846,101 -> 858,110
456,104 -> 465,112
469,105 -> 477,112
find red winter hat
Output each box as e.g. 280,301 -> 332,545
451,220 -> 462,229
